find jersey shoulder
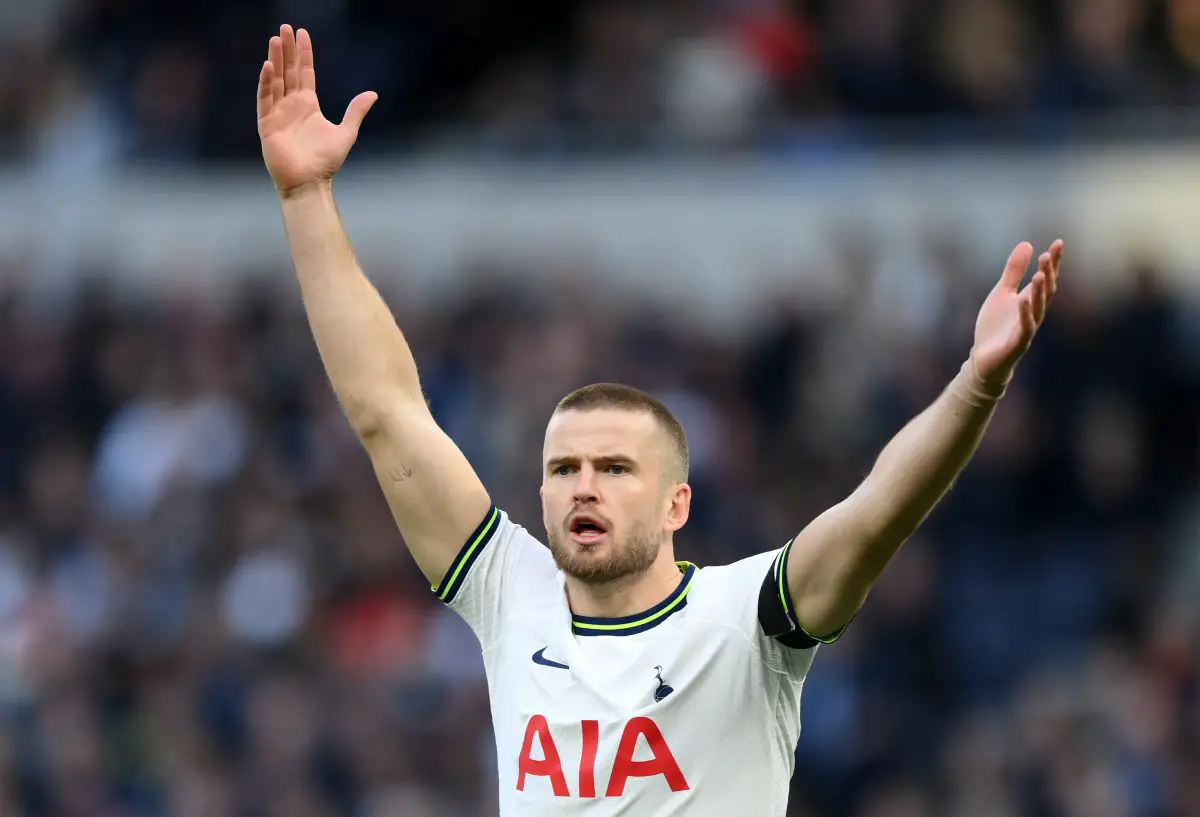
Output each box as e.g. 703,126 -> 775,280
433,506 -> 560,649
689,550 -> 778,606
688,548 -> 821,679
685,550 -> 778,637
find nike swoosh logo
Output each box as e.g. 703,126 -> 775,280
532,647 -> 570,670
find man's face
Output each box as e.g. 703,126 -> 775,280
540,408 -> 689,584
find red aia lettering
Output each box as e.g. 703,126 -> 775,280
516,715 -> 569,796
606,717 -> 689,795
579,720 -> 599,798
516,716 -> 690,798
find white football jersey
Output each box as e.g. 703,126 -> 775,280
433,506 -> 825,816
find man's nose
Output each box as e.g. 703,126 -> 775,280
573,467 -> 598,503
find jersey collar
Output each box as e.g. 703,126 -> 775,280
570,562 -> 697,637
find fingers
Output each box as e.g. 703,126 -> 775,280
1019,245 -> 1057,329
1033,252 -> 1051,321
1048,239 -> 1063,297
1030,270 -> 1049,324
1018,288 -> 1036,342
999,239 -> 1062,360
281,25 -> 300,95
339,91 -> 379,138
1000,241 -> 1034,293
1032,240 -> 1064,316
266,25 -> 315,102
257,60 -> 274,123
269,36 -> 285,104
1037,249 -> 1052,299
297,28 -> 317,93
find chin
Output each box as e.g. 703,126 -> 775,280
548,528 -> 659,585
556,555 -> 635,585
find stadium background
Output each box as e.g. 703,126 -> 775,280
1,1 -> 1199,816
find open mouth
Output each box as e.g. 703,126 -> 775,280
569,514 -> 610,544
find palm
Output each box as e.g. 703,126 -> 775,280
971,241 -> 1063,383
257,26 -> 376,196
261,93 -> 349,191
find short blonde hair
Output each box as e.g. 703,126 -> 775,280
553,383 -> 689,482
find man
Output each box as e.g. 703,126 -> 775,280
257,24 -> 1062,815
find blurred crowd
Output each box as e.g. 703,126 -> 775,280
0,0 -> 1198,815
0,233 -> 1197,817
3,0 -> 1200,165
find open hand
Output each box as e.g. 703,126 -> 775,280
971,240 -> 1063,384
257,25 -> 377,198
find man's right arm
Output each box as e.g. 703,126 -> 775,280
258,24 -> 490,588
281,184 -> 491,587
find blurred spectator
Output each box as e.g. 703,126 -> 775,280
3,0 -> 1200,163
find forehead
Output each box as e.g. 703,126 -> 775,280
543,408 -> 663,460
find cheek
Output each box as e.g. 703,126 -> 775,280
620,485 -> 658,519
540,483 -> 566,514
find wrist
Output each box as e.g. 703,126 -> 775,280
278,178 -> 334,203
968,348 -> 1014,387
950,352 -> 1008,408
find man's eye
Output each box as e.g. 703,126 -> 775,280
553,465 -> 573,476
609,464 -> 628,475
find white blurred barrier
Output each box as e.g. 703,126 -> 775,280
1,148 -> 1197,330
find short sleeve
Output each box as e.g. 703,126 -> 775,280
690,550 -> 815,681
431,505 -> 555,651
756,539 -> 850,650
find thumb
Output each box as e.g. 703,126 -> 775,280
339,91 -> 378,138
998,242 -> 1034,292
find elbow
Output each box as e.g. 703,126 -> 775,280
348,412 -> 385,441
340,386 -> 429,441
340,390 -> 399,439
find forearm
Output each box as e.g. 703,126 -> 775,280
787,355 -> 1007,634
280,184 -> 423,430
855,356 -> 1006,547
785,240 -> 1062,639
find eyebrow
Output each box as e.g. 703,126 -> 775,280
545,454 -> 638,471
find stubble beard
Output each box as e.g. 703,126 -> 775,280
546,519 -> 662,585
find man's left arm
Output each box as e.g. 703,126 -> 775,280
779,240 -> 1063,643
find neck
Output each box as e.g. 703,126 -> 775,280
565,549 -> 683,618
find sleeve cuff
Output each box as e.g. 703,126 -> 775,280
432,505 -> 501,604
757,540 -> 851,649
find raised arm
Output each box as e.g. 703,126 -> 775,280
258,24 -> 490,586
780,241 -> 1063,642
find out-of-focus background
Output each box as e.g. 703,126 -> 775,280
1,1 -> 1199,816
